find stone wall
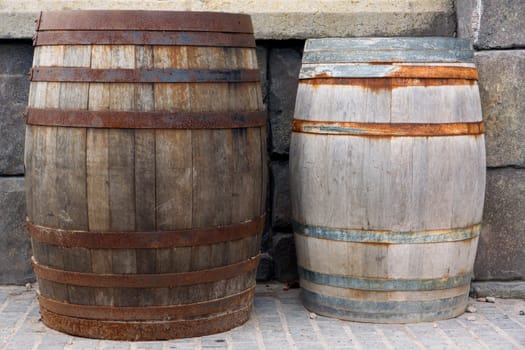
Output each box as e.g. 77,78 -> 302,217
2,0 -> 522,291
457,0 -> 525,294
0,41 -> 33,284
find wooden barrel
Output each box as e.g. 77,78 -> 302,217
290,38 -> 485,323
25,10 -> 267,340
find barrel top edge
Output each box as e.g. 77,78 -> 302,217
37,10 -> 254,33
304,37 -> 473,54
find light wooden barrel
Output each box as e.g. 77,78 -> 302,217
25,10 -> 267,340
290,38 -> 485,323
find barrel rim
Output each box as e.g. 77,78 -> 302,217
304,37 -> 473,51
37,10 -> 254,34
302,37 -> 474,64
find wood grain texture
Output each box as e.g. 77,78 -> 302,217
291,39 -> 485,323
26,23 -> 265,337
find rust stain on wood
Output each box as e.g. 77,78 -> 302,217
388,66 -> 478,80
300,77 -> 476,89
25,108 -> 266,129
292,119 -> 484,137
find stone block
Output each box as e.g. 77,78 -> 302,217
1,1 -> 456,40
474,168 -> 525,280
256,252 -> 274,281
268,44 -> 303,155
475,50 -> 525,167
270,160 -> 291,230
0,177 -> 33,284
0,75 -> 29,175
457,0 -> 525,49
255,44 -> 269,109
0,43 -> 33,75
470,281 -> 525,299
271,233 -> 298,282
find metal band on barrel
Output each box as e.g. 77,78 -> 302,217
37,11 -> 254,33
299,65 -> 479,80
39,305 -> 252,340
37,288 -> 254,321
34,31 -> 256,47
293,222 -> 481,244
298,267 -> 473,291
29,68 -> 260,83
301,289 -> 468,322
292,119 -> 484,137
32,255 -> 259,288
27,215 -> 264,248
24,108 -> 266,129
300,77 -> 477,88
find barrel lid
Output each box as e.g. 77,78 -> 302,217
37,10 -> 253,34
302,37 -> 474,63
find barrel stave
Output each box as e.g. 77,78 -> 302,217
26,11 -> 265,339
291,37 -> 485,323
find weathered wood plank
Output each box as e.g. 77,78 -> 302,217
191,130 -> 233,224
134,45 -> 156,235
391,85 -> 482,123
86,45 -> 113,306
154,130 -> 192,231
295,83 -> 391,123
231,129 -> 261,222
57,45 -> 91,305
107,45 -> 138,307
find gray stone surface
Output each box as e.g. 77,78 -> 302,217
1,1 -> 456,40
475,50 -> 525,167
256,252 -> 274,281
271,233 -> 298,282
270,160 -> 291,230
0,43 -> 33,75
256,44 -> 269,110
1,284 -> 525,349
0,177 -> 33,284
474,168 -> 525,280
0,43 -> 32,175
0,76 -> 29,175
268,44 -> 303,156
457,0 -> 525,49
471,281 -> 525,299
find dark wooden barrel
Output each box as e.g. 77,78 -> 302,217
290,37 -> 485,323
25,10 -> 266,340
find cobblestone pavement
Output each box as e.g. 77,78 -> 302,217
1,283 -> 524,350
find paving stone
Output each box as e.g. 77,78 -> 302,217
97,340 -> 131,349
133,342 -> 164,350
262,340 -> 292,350
292,343 -> 325,350
1,284 -> 524,349
231,343 -> 260,350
